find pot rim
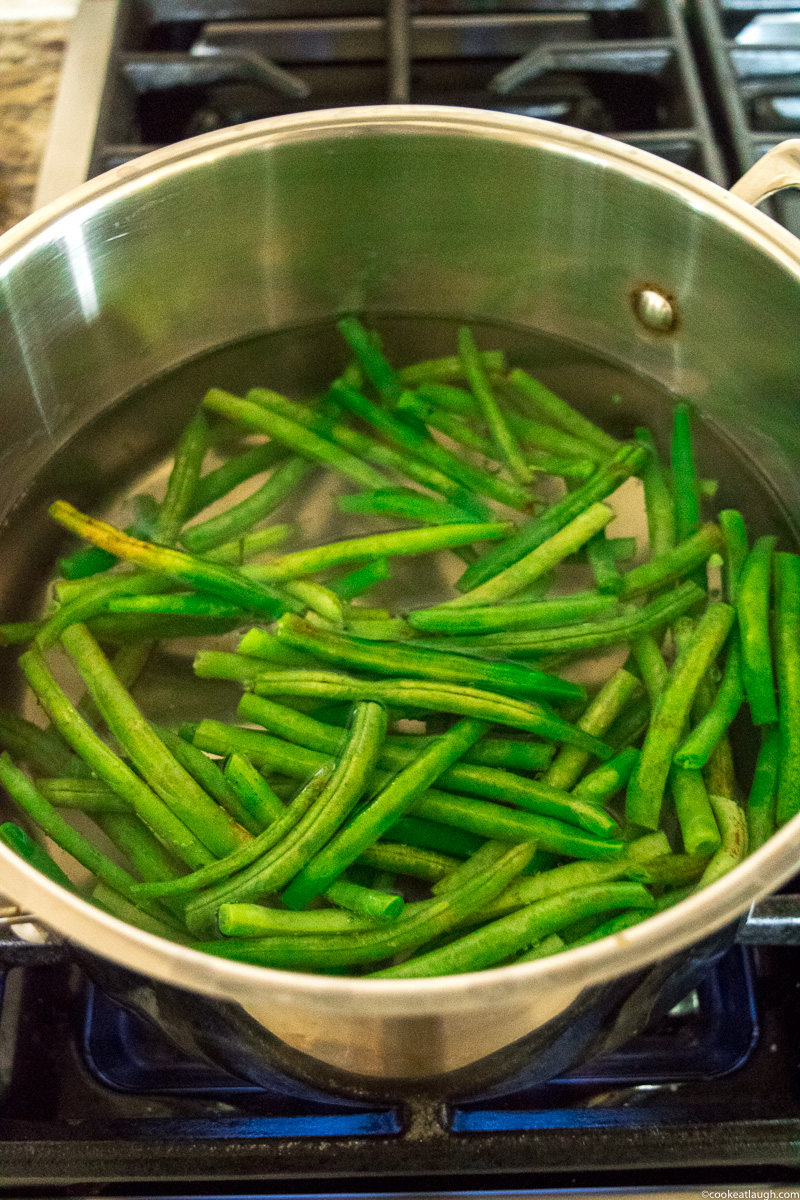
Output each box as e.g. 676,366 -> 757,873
1,104 -> 798,1017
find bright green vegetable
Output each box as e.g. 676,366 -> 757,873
696,794 -> 747,888
509,369 -> 618,456
217,903 -> 380,937
635,427 -> 675,557
674,640 -> 744,769
617,524 -> 722,599
153,410 -> 211,546
407,591 -> 616,635
61,624 -> 249,858
737,536 -> 779,726
369,882 -> 653,978
223,753 -> 285,827
747,725 -> 780,851
543,668 -> 641,792
669,766 -> 721,857
181,456 -> 310,553
456,444 -> 647,592
626,603 -> 735,829
671,404 -> 701,543
459,327 -> 532,485
324,877 -> 404,922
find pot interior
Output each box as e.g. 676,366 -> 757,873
0,311 -> 794,880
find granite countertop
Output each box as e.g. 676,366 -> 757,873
0,20 -> 70,235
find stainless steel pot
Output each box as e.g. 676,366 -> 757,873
2,107 -> 800,1087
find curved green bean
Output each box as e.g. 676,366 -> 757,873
626,602 -> 735,830
696,794 -> 747,888
459,327 -> 532,484
737,536 -> 778,725
187,441 -> 289,518
369,882 -> 653,978
181,456 -> 310,554
674,640 -> 744,769
280,717 -> 488,910
618,523 -> 722,599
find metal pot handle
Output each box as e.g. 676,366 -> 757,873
730,139 -> 800,206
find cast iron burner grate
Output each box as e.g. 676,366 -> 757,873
34,0 -> 726,210
688,0 -> 800,230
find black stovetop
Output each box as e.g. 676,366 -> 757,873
2,938 -> 800,1195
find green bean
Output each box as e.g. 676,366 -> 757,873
48,503 -> 300,619
626,602 -> 735,829
336,317 -> 402,404
704,737 -> 737,801
457,444 -> 646,592
329,559 -> 390,602
421,582 -> 705,660
357,841 -> 460,881
696,794 -> 747,888
391,734 -> 554,773
512,933 -> 566,962
635,427 -> 676,557
586,532 -> 625,595
88,612 -> 245,643
618,524 -> 722,599
506,413 -> 604,464
509,369 -> 617,456
181,457 -> 310,554
252,669 -> 606,754
414,790 -> 625,861
281,718 -> 488,909
0,711 -> 91,778
192,651 -> 281,683
671,404 -> 701,543
0,753 -> 171,920
245,522 -> 511,584
458,328 -> 532,484
470,833 -> 668,921
747,725 -> 780,851
151,725 -> 262,836
131,767 -> 333,898
105,593 -> 243,618
0,821 -> 78,891
369,882 -> 653,978
202,523 -> 293,566
330,381 -> 532,511
200,841 -> 535,967
92,884 -> 191,942
189,721 -> 622,861
625,852 -> 710,888
544,668 -> 641,792
674,640 -> 744,769
631,634 -> 669,707
202,389 -> 390,490
399,351 -> 506,387
0,621 -> 43,645
325,877 -> 404,921
61,624 -> 249,857
416,382 -> 477,413
223,752 -> 285,827
262,389 -> 477,505
38,778 -> 130,813
381,816 -> 483,859
408,591 -> 616,635
238,693 -> 610,834
772,555 -> 800,826
153,410 -> 211,546
444,504 -> 614,608
654,885 -> 694,912
336,616 -> 412,641
96,812 -> 188,923
239,629 -> 321,666
188,441 -> 289,518
397,393 -> 497,457
185,702 -> 387,937
20,647 -> 214,868
567,908 -> 652,946
285,580 -> 344,625
58,494 -> 163,582
572,747 -> 640,805
719,509 -> 749,603
218,903 -> 380,937
38,570 -> 179,651
737,536 -> 778,726
338,489 -> 475,526
273,612 -> 587,706
669,766 -> 721,857
431,840 -> 513,896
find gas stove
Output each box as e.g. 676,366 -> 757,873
10,0 -> 800,1194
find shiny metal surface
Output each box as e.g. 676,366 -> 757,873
631,286 -> 678,332
5,107 -> 800,1080
730,135 -> 800,203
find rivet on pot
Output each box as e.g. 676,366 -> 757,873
632,287 -> 678,334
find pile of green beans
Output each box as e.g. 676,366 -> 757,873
0,318 -> 787,979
